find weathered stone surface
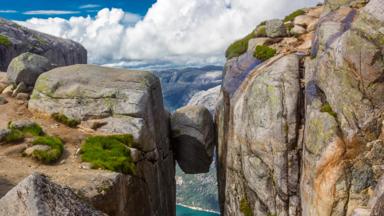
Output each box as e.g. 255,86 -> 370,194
24,145 -> 51,156
217,54 -> 301,215
15,93 -> 29,100
28,64 -> 175,216
294,15 -> 318,28
1,85 -> 13,96
11,82 -> 26,96
291,25 -> 307,35
0,173 -> 105,216
0,18 -> 87,71
266,19 -> 287,38
7,52 -> 55,87
187,85 -> 221,114
247,37 -> 272,53
171,105 -> 215,174
0,96 -> 7,105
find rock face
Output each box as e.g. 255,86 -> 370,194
171,105 -> 215,174
0,173 -> 105,216
7,52 -> 55,87
187,85 -> 221,114
28,64 -> 175,216
0,18 -> 86,71
266,19 -> 287,38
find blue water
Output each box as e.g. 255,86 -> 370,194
176,205 -> 220,216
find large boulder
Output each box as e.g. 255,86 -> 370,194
0,173 -> 105,216
171,105 -> 215,174
187,85 -> 221,114
0,18 -> 86,71
7,52 -> 55,87
266,19 -> 287,38
28,64 -> 175,216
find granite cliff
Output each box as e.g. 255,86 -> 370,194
217,0 -> 384,215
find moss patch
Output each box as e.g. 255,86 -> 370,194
320,102 -> 337,118
0,35 -> 12,48
31,136 -> 64,164
284,9 -> 305,22
225,32 -> 255,59
52,113 -> 80,128
253,45 -> 277,61
255,25 -> 267,37
9,122 -> 44,137
4,129 -> 24,143
80,134 -> 137,175
240,197 -> 252,216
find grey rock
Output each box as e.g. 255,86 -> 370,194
171,105 -> 215,174
15,93 -> 29,100
24,145 -> 51,156
0,129 -> 11,143
1,85 -> 14,96
7,52 -> 56,87
247,38 -> 272,53
0,173 -> 105,216
290,25 -> 306,35
0,18 -> 87,71
187,85 -> 221,115
9,120 -> 37,130
266,19 -> 287,38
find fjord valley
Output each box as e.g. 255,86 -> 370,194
0,0 -> 384,216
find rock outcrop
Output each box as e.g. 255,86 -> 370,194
7,52 -> 55,87
27,64 -> 175,216
0,18 -> 86,71
0,173 -> 105,216
217,0 -> 384,215
187,85 -> 221,114
171,105 -> 215,174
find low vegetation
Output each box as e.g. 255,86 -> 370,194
320,102 -> 337,118
0,34 -> 12,48
255,25 -> 267,37
3,129 -> 24,143
9,122 -> 44,136
240,197 -> 252,216
253,45 -> 277,61
225,32 -> 255,59
80,134 -> 137,175
31,136 -> 64,164
284,9 -> 305,22
52,113 -> 80,128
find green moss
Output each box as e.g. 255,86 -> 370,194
320,102 -> 337,119
9,122 -> 44,137
253,45 -> 277,61
240,197 -> 252,216
225,32 -> 255,59
284,9 -> 305,22
0,34 -> 12,48
31,136 -> 64,164
52,113 -> 80,128
80,134 -> 136,175
4,129 -> 24,143
255,25 -> 267,37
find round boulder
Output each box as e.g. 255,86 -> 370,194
170,105 -> 215,174
7,52 -> 56,87
266,19 -> 287,38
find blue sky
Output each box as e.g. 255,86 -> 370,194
0,0 -> 156,20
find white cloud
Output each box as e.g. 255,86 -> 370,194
0,10 -> 17,13
23,10 -> 81,15
20,0 -> 320,65
80,4 -> 101,9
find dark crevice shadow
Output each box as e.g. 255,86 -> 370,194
0,177 -> 15,198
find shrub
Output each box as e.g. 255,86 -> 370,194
31,136 -> 64,164
80,134 -> 136,174
284,9 -> 306,22
52,113 -> 80,128
240,197 -> 252,216
0,35 -> 11,48
255,25 -> 267,37
253,45 -> 277,61
320,102 -> 337,118
225,32 -> 255,59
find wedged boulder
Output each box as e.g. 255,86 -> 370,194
0,173 -> 105,216
187,85 -> 221,115
266,19 -> 287,38
7,52 -> 55,87
28,64 -> 175,216
171,105 -> 215,174
0,18 -> 87,71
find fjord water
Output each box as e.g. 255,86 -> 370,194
176,205 -> 220,216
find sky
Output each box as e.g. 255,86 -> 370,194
0,0 -> 320,68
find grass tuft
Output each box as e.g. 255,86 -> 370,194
253,45 -> 277,61
80,134 -> 136,174
284,9 -> 306,22
240,197 -> 252,216
31,136 -> 64,164
0,35 -> 12,48
225,32 -> 255,59
9,122 -> 44,137
52,113 -> 80,128
4,129 -> 24,143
